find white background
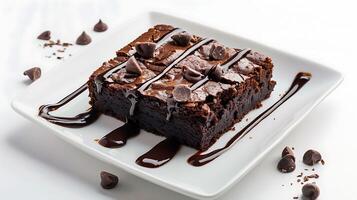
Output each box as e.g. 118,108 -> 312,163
0,0 -> 356,199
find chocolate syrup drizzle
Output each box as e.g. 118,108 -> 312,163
187,72 -> 312,166
38,83 -> 99,127
126,38 -> 214,116
136,138 -> 181,168
98,121 -> 140,148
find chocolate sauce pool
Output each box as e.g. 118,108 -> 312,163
98,122 -> 140,148
136,138 -> 181,168
187,72 -> 312,166
38,84 -> 99,127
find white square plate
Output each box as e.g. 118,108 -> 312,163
11,12 -> 342,200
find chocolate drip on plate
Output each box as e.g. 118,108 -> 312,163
136,138 -> 181,168
127,38 -> 214,116
39,84 -> 100,127
98,121 -> 140,148
188,72 -> 312,166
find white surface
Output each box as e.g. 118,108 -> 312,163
0,0 -> 356,199
11,12 -> 342,199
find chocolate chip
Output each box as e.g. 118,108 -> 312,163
171,32 -> 192,46
277,154 -> 296,173
282,146 -> 295,161
182,66 -> 204,83
209,65 -> 223,81
303,150 -> 322,166
94,19 -> 108,32
210,43 -> 226,60
37,31 -> 51,40
172,85 -> 191,102
125,57 -> 142,75
76,31 -> 92,45
23,67 -> 41,81
135,42 -> 156,59
100,171 -> 118,189
302,183 -> 320,200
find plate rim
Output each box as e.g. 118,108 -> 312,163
11,11 -> 344,200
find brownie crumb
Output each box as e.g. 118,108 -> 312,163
37,30 -> 51,40
297,172 -> 303,178
100,171 -> 118,189
23,67 -> 41,81
321,159 -> 325,165
293,197 -> 298,199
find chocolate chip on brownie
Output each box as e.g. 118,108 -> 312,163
135,42 -> 156,59
183,66 -> 204,83
172,85 -> 191,102
210,43 -> 226,60
171,32 -> 192,46
303,149 -> 322,166
125,57 -> 142,75
100,171 -> 118,189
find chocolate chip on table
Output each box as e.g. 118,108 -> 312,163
277,154 -> 296,173
182,66 -> 204,83
171,32 -> 192,46
94,19 -> 108,32
37,30 -> 51,40
23,67 -> 41,81
303,149 -> 322,166
210,43 -> 226,60
302,183 -> 320,200
76,31 -> 92,45
135,42 -> 156,59
125,57 -> 142,75
100,171 -> 118,189
282,146 -> 295,161
172,85 -> 191,102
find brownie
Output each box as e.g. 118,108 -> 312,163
88,24 -> 276,150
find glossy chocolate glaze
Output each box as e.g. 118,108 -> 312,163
98,121 -> 140,148
187,72 -> 312,166
38,84 -> 99,127
136,138 -> 181,168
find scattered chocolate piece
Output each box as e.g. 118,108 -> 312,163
210,43 -> 226,60
303,176 -> 309,182
183,66 -> 204,83
100,171 -> 118,189
172,85 -> 191,102
321,159 -> 325,165
94,19 -> 108,32
293,196 -> 299,199
37,30 -> 51,40
135,42 -> 156,59
297,172 -> 303,178
303,150 -> 322,166
23,67 -> 41,81
62,42 -> 72,47
125,57 -> 142,75
282,146 -> 295,160
171,32 -> 192,46
209,65 -> 223,81
56,56 -> 63,60
302,183 -> 320,200
76,31 -> 92,45
277,154 -> 296,173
